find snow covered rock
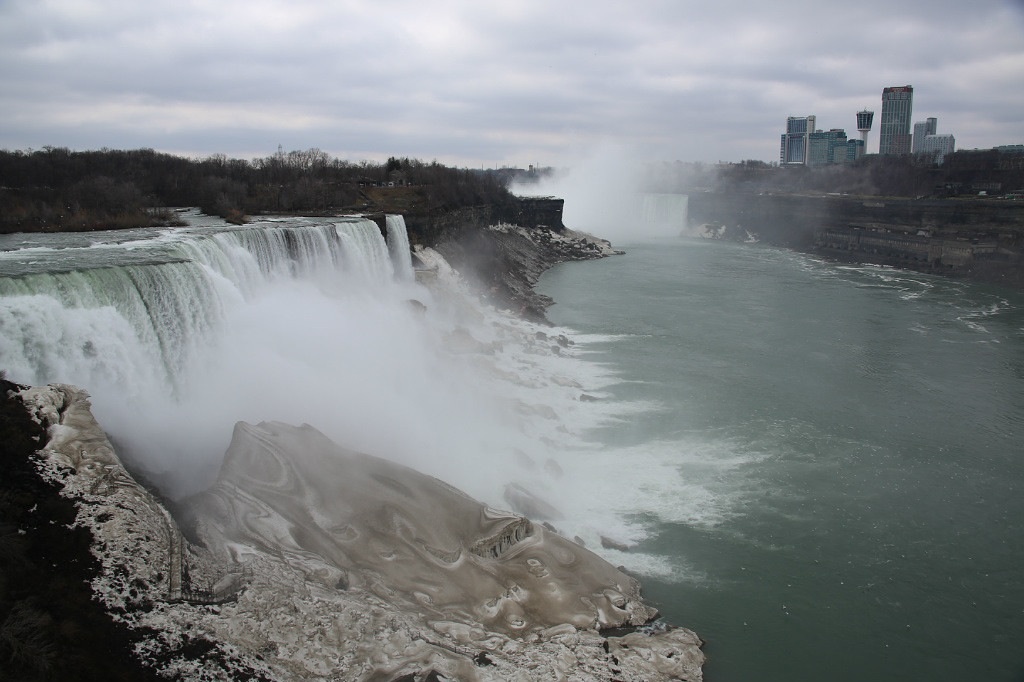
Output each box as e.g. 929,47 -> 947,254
25,385 -> 704,681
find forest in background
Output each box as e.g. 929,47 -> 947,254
3,145 -> 1024,235
0,147 -> 518,234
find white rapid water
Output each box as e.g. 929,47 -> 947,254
0,214 -> 437,493
640,193 -> 689,236
386,214 -> 415,281
0,215 -> 587,533
0,212 -> 683,578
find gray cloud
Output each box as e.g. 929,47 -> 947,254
1,0 -> 1022,166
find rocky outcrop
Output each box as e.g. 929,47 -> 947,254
15,384 -> 273,678
511,197 -> 566,231
432,223 -> 622,322
369,195 -> 567,249
10,384 -> 704,681
0,379 -> 164,680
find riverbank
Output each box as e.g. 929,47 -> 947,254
686,191 -> 1024,289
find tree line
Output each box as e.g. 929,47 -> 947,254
0,147 -> 518,234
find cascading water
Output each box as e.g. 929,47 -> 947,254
0,212 -> 471,494
334,219 -> 395,283
386,215 -> 415,281
0,260 -> 223,398
639,193 -> 689,235
0,216 -> 379,391
0,211 -> 628,567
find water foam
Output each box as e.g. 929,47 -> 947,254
1,216 -> 749,584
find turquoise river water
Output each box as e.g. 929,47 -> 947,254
537,237 -> 1024,682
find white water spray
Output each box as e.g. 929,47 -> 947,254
0,212 -> 705,579
511,142 -> 687,241
0,215 -> 463,493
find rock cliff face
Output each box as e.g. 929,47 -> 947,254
7,379 -> 703,680
431,223 -> 622,322
687,191 -> 1024,288
367,195 -> 568,249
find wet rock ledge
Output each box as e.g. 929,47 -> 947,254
431,223 -> 623,322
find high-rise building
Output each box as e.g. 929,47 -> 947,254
780,115 -> 816,165
842,139 -> 866,162
879,85 -> 914,155
807,129 -> 849,166
912,117 -> 938,153
919,133 -> 956,164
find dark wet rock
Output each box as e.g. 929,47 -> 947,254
434,224 -> 622,324
601,536 -> 634,552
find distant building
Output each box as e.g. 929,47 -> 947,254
782,118 -> 865,166
918,133 -> 956,164
912,117 -> 938,153
856,110 -> 874,148
808,129 -> 850,166
879,85 -> 914,155
841,138 -> 866,163
907,117 -> 955,164
780,115 -> 816,165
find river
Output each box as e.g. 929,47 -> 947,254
537,236 -> 1024,681
3,211 -> 1023,680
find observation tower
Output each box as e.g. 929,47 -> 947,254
856,109 -> 874,149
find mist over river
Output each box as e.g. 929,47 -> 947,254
537,236 -> 1024,681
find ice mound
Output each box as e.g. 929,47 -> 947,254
26,384 -> 704,680
189,420 -> 657,635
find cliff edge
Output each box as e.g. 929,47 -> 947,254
431,223 -> 622,322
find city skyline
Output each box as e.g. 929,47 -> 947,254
1,0 -> 1023,168
780,85 -> 967,166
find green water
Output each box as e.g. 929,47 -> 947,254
538,237 -> 1024,682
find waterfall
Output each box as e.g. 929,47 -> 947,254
335,219 -> 395,284
385,215 -> 415,281
640,193 -> 689,233
0,260 -> 230,397
0,211 -> 569,524
0,216 -> 406,392
0,214 -> 431,498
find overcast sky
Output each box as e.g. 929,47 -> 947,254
2,0 -> 1023,168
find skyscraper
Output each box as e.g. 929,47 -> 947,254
879,86 -> 913,155
807,129 -> 849,166
780,115 -> 816,165
919,133 -> 956,164
912,117 -> 938,153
